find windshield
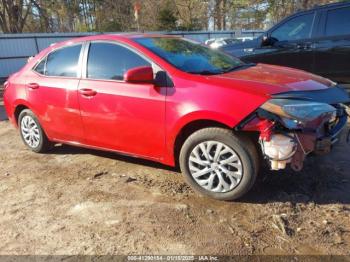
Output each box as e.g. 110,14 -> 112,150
134,37 -> 244,75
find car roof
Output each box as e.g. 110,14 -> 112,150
49,33 -> 180,48
111,33 -> 180,39
264,1 -> 349,34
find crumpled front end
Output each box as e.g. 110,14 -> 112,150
237,86 -> 350,171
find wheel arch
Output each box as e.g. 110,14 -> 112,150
14,103 -> 30,127
172,119 -> 231,167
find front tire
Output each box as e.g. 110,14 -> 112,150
18,109 -> 51,153
179,128 -> 259,201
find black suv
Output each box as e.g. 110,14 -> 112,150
222,2 -> 350,91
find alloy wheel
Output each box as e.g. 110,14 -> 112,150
188,140 -> 243,193
21,115 -> 41,148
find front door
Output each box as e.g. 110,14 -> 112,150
243,12 -> 316,73
78,41 -> 166,160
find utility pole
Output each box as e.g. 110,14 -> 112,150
134,2 -> 141,32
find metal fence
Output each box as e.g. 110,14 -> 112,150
0,30 -> 263,81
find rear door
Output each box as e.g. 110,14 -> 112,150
243,12 -> 317,72
313,5 -> 350,87
77,41 -> 166,160
27,43 -> 84,142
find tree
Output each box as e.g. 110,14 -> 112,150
266,0 -> 331,26
0,0 -> 339,34
93,0 -> 133,31
0,0 -> 32,33
30,0 -> 52,32
156,5 -> 178,31
174,0 -> 208,31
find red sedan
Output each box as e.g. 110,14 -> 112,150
3,34 -> 350,200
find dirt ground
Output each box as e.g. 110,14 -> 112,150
0,99 -> 350,255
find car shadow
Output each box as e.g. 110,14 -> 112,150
48,144 -> 350,205
48,144 -> 178,172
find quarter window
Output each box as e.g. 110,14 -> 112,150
34,58 -> 46,75
271,13 -> 314,41
34,44 -> 82,77
87,42 -> 151,80
325,7 -> 350,37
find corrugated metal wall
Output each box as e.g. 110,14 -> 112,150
0,30 -> 263,81
0,33 -> 93,80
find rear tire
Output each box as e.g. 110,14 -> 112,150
179,127 -> 259,201
18,109 -> 52,153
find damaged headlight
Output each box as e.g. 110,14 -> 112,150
261,99 -> 336,122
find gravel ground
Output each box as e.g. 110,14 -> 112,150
0,102 -> 349,255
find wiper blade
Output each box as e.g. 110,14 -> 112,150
188,63 -> 256,75
187,70 -> 222,75
223,63 -> 256,73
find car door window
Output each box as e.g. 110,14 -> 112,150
271,13 -> 314,42
43,44 -> 82,77
325,7 -> 350,37
87,42 -> 151,80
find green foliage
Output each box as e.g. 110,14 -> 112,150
0,0 -> 339,33
177,18 -> 202,31
156,6 -> 178,31
98,20 -> 122,32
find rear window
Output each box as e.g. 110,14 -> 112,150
325,7 -> 350,37
34,44 -> 82,77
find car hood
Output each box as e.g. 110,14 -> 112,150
211,63 -> 334,96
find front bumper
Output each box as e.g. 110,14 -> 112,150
314,112 -> 347,153
241,104 -> 349,171
290,110 -> 348,171
241,85 -> 350,171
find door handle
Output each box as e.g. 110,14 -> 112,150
296,44 -> 303,49
79,88 -> 97,97
26,83 -> 39,89
305,43 -> 316,49
296,43 -> 315,50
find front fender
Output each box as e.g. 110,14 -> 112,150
162,110 -> 249,166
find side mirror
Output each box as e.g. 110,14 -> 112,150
261,35 -> 270,46
261,35 -> 277,47
124,66 -> 154,83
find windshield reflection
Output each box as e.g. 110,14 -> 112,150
135,37 -> 245,75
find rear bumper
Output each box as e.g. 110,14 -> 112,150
2,89 -> 16,126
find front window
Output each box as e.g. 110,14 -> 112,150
270,13 -> 314,42
87,42 -> 151,81
134,37 -> 244,75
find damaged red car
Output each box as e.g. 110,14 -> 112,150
3,34 -> 350,200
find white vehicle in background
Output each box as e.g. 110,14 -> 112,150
204,39 -> 216,46
205,38 -> 240,49
205,37 -> 255,49
235,36 -> 254,42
